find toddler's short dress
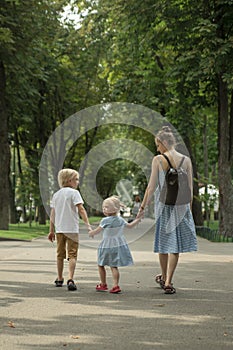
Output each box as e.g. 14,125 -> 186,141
154,171 -> 198,254
97,216 -> 133,267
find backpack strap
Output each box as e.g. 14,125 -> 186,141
161,154 -> 173,168
158,154 -> 173,191
179,156 -> 185,167
162,154 -> 186,169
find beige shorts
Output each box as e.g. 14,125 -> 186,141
56,233 -> 79,260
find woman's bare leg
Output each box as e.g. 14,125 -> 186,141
158,253 -> 168,282
165,253 -> 179,286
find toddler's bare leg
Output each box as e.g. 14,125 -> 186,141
98,265 -> 106,285
110,266 -> 120,287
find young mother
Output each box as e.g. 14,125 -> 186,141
137,126 -> 197,294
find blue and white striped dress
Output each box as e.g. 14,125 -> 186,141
98,216 -> 134,267
154,171 -> 197,254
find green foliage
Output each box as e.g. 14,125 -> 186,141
1,0 -> 233,230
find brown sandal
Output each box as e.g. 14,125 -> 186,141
164,285 -> 176,294
155,274 -> 165,289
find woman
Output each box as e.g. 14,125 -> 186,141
137,126 -> 197,294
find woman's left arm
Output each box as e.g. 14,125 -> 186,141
138,156 -> 160,214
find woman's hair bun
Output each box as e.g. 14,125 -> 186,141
156,125 -> 176,147
162,126 -> 172,133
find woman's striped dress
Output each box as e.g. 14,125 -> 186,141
154,171 -> 197,254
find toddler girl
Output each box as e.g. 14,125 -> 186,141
89,196 -> 141,293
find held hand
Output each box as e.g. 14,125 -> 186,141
136,209 -> 144,219
135,217 -> 142,225
48,232 -> 55,242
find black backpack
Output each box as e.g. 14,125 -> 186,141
159,154 -> 192,205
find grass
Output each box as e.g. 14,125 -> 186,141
203,220 -> 219,230
0,216 -> 102,241
0,223 -> 49,241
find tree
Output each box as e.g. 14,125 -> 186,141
0,61 -> 10,229
1,0 -> 73,225
2,0 -> 232,234
76,0 -> 205,223
76,0 -> 233,233
156,0 -> 233,234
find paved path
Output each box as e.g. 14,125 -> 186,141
0,219 -> 233,350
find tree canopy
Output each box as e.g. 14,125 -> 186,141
0,0 -> 232,234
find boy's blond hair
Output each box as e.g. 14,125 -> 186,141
102,196 -> 124,214
57,168 -> 79,188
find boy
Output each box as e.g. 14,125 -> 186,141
48,168 -> 91,290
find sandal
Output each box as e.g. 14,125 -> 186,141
164,285 -> 176,294
67,279 -> 77,291
55,278 -> 64,287
96,283 -> 108,291
155,274 -> 165,289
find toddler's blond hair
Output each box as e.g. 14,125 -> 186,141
57,168 -> 79,188
103,196 -> 124,214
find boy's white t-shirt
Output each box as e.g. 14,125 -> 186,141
51,187 -> 84,233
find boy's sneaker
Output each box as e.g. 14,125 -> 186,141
109,285 -> 121,293
67,279 -> 77,291
55,278 -> 64,287
96,283 -> 108,291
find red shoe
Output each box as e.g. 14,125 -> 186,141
109,286 -> 121,293
96,283 -> 108,291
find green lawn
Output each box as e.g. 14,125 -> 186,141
204,220 -> 219,230
0,223 -> 49,241
0,217 -> 102,241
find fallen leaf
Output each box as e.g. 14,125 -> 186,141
7,321 -> 15,328
154,304 -> 165,307
70,335 -> 80,339
223,332 -> 228,337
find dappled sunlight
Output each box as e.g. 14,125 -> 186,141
1,233 -> 233,349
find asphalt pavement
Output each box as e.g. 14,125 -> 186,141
0,218 -> 233,350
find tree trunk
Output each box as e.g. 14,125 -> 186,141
9,178 -> 17,224
218,75 -> 233,236
9,137 -> 17,223
38,204 -> 47,225
183,136 -> 204,226
0,61 -> 10,229
203,116 -> 210,225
